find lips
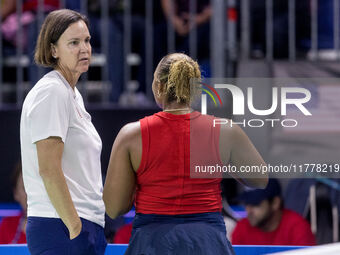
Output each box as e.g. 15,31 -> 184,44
79,57 -> 89,62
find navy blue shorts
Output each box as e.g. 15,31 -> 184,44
26,217 -> 107,255
125,212 -> 235,255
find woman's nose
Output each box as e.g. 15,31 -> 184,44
80,41 -> 90,52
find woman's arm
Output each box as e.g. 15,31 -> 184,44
220,123 -> 268,189
161,0 -> 189,35
36,137 -> 81,239
195,6 -> 212,26
182,6 -> 212,28
1,0 -> 16,21
103,122 -> 140,219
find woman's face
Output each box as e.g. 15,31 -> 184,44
53,20 -> 91,78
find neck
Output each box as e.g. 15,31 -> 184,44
260,210 -> 282,232
56,67 -> 79,89
163,102 -> 191,114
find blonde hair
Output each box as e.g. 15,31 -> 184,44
156,53 -> 201,104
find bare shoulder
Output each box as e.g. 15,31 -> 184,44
219,119 -> 248,149
115,121 -> 142,171
120,121 -> 141,136
219,119 -> 242,136
116,121 -> 141,146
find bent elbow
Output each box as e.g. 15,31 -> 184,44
257,178 -> 269,189
104,200 -> 133,220
105,203 -> 124,219
103,196 -> 120,219
106,208 -> 120,219
251,177 -> 269,189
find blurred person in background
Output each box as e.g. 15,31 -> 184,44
1,0 -> 59,49
0,0 -> 60,89
155,0 -> 211,72
68,0 -> 148,103
232,178 -> 316,245
85,0 -> 125,103
0,161 -> 27,244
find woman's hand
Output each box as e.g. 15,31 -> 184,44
69,219 -> 82,240
171,16 -> 189,36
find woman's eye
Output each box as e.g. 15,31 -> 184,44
85,38 -> 91,43
70,41 -> 79,45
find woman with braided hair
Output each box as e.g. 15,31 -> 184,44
103,53 -> 268,254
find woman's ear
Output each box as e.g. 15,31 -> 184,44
51,43 -> 57,58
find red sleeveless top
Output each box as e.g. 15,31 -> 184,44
135,111 -> 222,215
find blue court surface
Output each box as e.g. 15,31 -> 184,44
0,244 -> 306,255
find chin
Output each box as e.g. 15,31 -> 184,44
79,66 -> 89,73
